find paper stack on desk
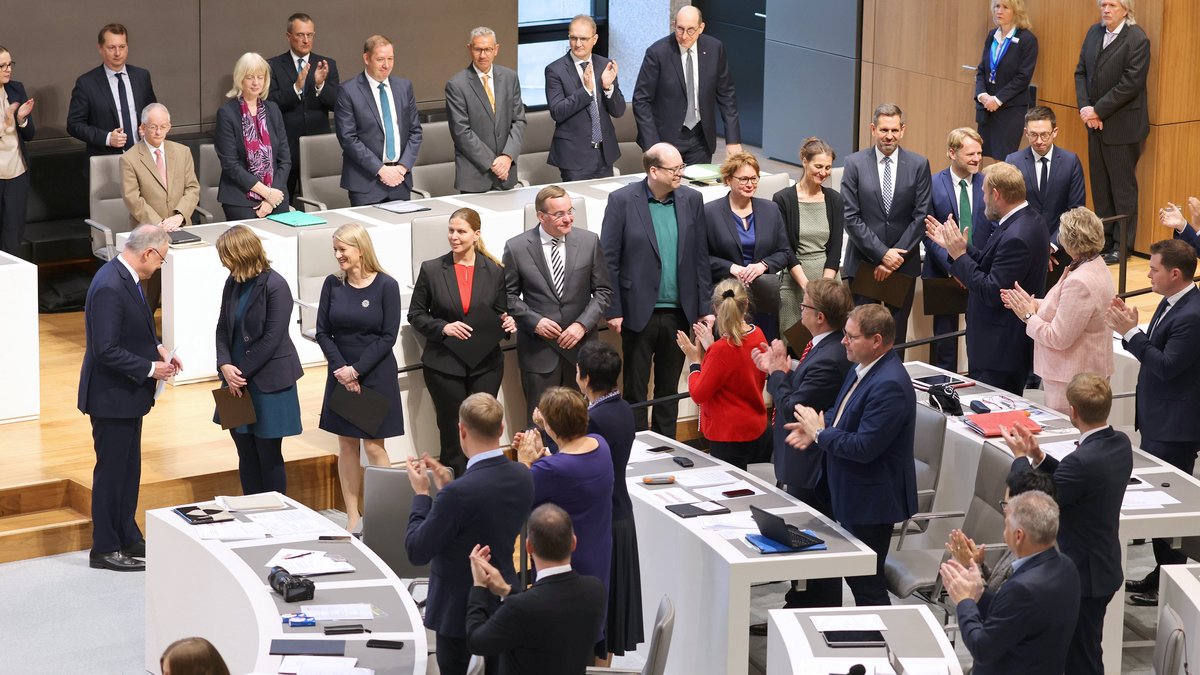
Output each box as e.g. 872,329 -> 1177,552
246,509 -> 347,537
265,548 -> 355,576
1122,490 -> 1181,510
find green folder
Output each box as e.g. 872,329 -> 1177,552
267,211 -> 327,227
682,163 -> 721,182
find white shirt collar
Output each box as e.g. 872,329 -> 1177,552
538,226 -> 563,247
1165,284 -> 1194,308
678,42 -> 694,56
104,64 -> 129,78
1032,146 -> 1054,162
365,72 -> 388,88
809,329 -> 834,346
874,146 -> 898,164
465,447 -> 505,471
1106,20 -> 1127,36
472,64 -> 493,78
117,253 -> 140,283
997,201 -> 1029,228
853,352 -> 886,379
144,138 -> 165,153
534,564 -> 572,582
949,166 -> 972,184
290,50 -> 310,64
1077,426 -> 1111,445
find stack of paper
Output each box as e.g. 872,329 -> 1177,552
265,549 -> 355,576
247,510 -> 347,537
218,493 -> 287,511
645,487 -> 699,506
299,603 -> 375,621
809,613 -> 888,632
673,470 -> 737,488
1122,490 -> 1181,511
277,655 -> 370,675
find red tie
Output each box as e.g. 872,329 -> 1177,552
797,340 -> 814,365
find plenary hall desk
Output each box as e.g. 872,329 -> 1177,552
627,431 -> 876,675
1159,564 -> 1200,671
767,605 -> 963,675
0,250 -> 38,424
144,495 -> 426,675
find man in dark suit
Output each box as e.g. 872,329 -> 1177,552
631,6 -> 741,165
1003,373 -> 1131,675
67,23 -> 156,156
405,393 -> 534,675
445,27 -> 526,193
840,103 -> 932,347
1075,0 -> 1150,261
922,127 -> 989,372
267,12 -> 339,202
927,162 -> 1048,394
753,278 -> 853,610
941,490 -> 1081,675
600,143 -> 713,437
1106,239 -> 1200,606
546,15 -> 626,181
465,504 -> 606,675
503,185 -> 612,420
786,304 -> 917,606
334,35 -> 422,206
0,49 -> 35,257
77,225 -> 181,572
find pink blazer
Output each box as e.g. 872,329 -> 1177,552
1026,256 -> 1114,382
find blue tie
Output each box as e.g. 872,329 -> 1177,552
378,82 -> 396,162
580,61 -> 602,145
116,72 -> 134,150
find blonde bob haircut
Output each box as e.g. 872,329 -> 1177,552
216,224 -> 272,282
1057,207 -> 1105,259
332,222 -> 388,277
993,0 -> 1033,30
227,52 -> 271,99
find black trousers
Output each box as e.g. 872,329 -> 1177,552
969,367 -> 1029,396
1087,133 -> 1141,252
841,521 -> 894,606
435,633 -> 498,675
423,366 -> 504,477
784,481 -> 843,608
930,313 -> 960,372
349,183 -> 412,206
231,431 -> 287,495
520,357 -> 578,424
853,279 -> 915,354
675,123 -> 711,165
90,416 -> 145,553
622,309 -> 687,438
0,171 -> 30,257
221,201 -> 289,221
559,149 -> 614,182
979,105 -> 1027,160
1142,438 -> 1198,570
708,438 -> 761,471
1066,592 -> 1113,675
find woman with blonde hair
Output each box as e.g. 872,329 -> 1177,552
974,0 -> 1038,158
215,52 -> 290,220
676,278 -> 768,469
408,208 -> 515,476
214,224 -> 303,495
316,222 -> 403,532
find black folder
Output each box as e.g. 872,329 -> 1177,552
269,639 -> 346,656
329,384 -> 390,437
782,320 -> 813,351
850,271 -> 915,309
167,229 -> 202,245
212,387 -> 256,430
921,277 -> 969,316
442,313 -> 506,369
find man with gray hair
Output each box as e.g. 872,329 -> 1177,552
78,224 -> 182,572
445,26 -> 526,192
941,490 -> 1081,675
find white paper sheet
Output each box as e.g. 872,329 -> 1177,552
195,521 -> 269,541
265,548 -> 356,576
627,439 -> 670,464
673,469 -> 738,488
1122,490 -> 1180,510
1040,439 -> 1079,461
298,603 -> 375,621
701,510 -> 758,540
692,480 -> 763,502
217,493 -> 287,511
586,181 -> 628,194
277,655 -> 367,675
809,613 -> 888,632
246,509 -> 346,537
645,487 -> 699,505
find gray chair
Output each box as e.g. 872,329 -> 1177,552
86,155 -> 130,261
411,120 -> 457,199
296,133 -> 350,212
410,214 -> 451,285
913,404 -> 948,515
825,166 -> 844,193
522,196 -> 588,232
293,226 -> 342,341
612,108 -> 638,143
1153,603 -> 1189,675
586,595 -> 675,675
197,143 -> 223,222
754,172 -> 792,198
613,141 -> 644,177
362,465 -> 444,580
519,151 -> 561,187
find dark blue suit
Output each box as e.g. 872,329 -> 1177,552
77,258 -> 160,553
545,52 -> 626,180
949,205 -> 1048,394
215,269 -> 304,394
974,27 -> 1038,159
66,64 -> 156,155
213,98 -> 291,219
1005,146 -> 1086,250
956,547 -> 1080,675
816,350 -> 917,605
0,80 -> 34,255
1011,426 -> 1131,675
334,72 -> 422,204
703,195 -> 789,338
266,51 -> 340,199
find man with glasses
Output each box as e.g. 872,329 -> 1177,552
119,103 -> 200,310
78,224 -> 182,572
545,14 -> 626,182
503,185 -> 612,421
600,143 -> 713,437
445,26 -> 526,193
632,6 -> 741,165
67,23 -> 157,156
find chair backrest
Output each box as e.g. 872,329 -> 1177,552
296,226 -> 342,331
912,404 -> 948,513
825,166 -> 844,193
299,133 -> 350,210
88,155 -> 129,259
362,466 -> 444,579
1153,603 -> 1189,675
755,172 -> 791,199
198,144 -> 223,221
522,110 -> 555,155
640,595 -> 676,675
518,151 -> 561,187
410,214 -> 450,285
960,441 -> 1012,544
613,141 -> 644,177
613,109 -> 638,143
412,120 -> 458,197
522,196 -> 588,232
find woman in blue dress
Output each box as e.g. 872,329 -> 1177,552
214,224 -> 303,495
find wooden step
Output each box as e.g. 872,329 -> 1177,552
0,478 -> 77,517
0,507 -> 91,564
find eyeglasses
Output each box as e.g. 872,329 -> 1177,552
674,25 -> 699,37
731,175 -> 760,185
654,164 -> 686,176
568,35 -> 595,43
1025,130 -> 1055,141
149,248 -> 167,266
541,208 -> 576,221
143,124 -> 171,133
799,302 -> 818,313
999,499 -> 1009,510
0,62 -> 14,70
471,46 -> 496,55
843,332 -> 864,341
288,32 -> 315,40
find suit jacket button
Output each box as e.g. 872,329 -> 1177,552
244,336 -> 251,342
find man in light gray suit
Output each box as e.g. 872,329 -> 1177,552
445,27 -> 526,193
503,185 -> 612,420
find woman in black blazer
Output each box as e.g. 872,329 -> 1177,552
771,137 -> 845,350
974,0 -> 1038,159
215,52 -> 291,221
408,207 -> 515,477
214,225 -> 303,495
0,46 -> 35,257
703,152 -> 790,340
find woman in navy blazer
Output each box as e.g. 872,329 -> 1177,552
0,47 -> 35,257
214,225 -> 303,495
215,52 -> 291,221
974,0 -> 1038,159
702,152 -> 790,340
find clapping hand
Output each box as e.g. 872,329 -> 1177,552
751,339 -> 788,374
405,456 -> 431,495
999,281 -> 1038,319
676,329 -> 703,363
998,423 -> 1044,464
600,60 -> 618,90
313,60 -> 329,87
946,529 -> 985,567
1103,296 -> 1138,334
514,426 -> 549,466
924,214 -> 967,258
469,544 -> 511,596
783,404 -> 825,450
940,558 -> 985,604
693,320 -> 715,350
421,453 -> 454,488
1161,203 -> 1188,233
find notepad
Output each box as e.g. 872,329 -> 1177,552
374,200 -> 431,214
212,386 -> 256,429
268,211 -> 328,227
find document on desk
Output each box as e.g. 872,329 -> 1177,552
1041,439 -> 1079,461
195,521 -> 269,541
692,480 -> 763,501
247,509 -> 347,537
646,487 -> 700,506
217,493 -> 287,511
265,548 -> 355,576
628,440 -> 667,464
277,655 -> 367,675
673,469 -> 738,488
700,510 -> 758,540
809,613 -> 888,632
1122,490 -> 1181,510
299,603 -> 376,621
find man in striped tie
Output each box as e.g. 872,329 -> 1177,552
503,185 -> 613,421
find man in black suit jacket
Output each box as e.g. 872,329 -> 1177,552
941,490 -> 1080,675
267,12 -> 339,202
1075,0 -> 1150,260
1003,374 -> 1131,675
632,6 -> 741,164
600,143 -> 713,437
67,24 -> 156,155
927,162 -> 1048,394
405,393 -> 534,675
546,15 -> 626,181
1106,239 -> 1200,606
77,225 -> 181,572
466,504 -> 606,675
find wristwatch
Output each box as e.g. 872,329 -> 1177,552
1022,312 -> 1033,322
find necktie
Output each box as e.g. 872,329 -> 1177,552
297,57 -> 306,94
482,73 -> 496,113
580,61 -> 602,145
1038,157 -> 1049,198
154,148 -> 168,189
797,340 -> 813,365
683,49 -> 697,129
115,72 -> 135,150
135,280 -> 147,306
832,372 -> 861,427
378,82 -> 396,162
881,156 -> 893,216
1148,298 -> 1170,339
957,179 -> 971,233
1103,31 -> 1116,49
550,237 -> 565,297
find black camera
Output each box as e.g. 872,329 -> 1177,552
268,566 -> 315,603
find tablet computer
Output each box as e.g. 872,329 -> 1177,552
820,630 -> 887,648
911,374 -> 971,390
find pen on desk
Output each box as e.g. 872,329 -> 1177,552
283,552 -> 313,560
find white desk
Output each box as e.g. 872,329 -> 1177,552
144,495 -> 426,675
626,431 -> 876,675
767,605 -> 963,675
1159,564 -> 1200,672
0,251 -> 38,423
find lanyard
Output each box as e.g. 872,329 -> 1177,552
988,30 -> 1015,84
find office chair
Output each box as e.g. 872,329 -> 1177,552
586,595 -> 675,675
296,133 -> 350,212
1153,603 -> 1190,675
197,144 -> 223,222
86,155 -> 130,261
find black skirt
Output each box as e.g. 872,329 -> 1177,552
599,515 -> 645,656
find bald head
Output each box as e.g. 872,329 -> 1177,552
674,6 -> 704,49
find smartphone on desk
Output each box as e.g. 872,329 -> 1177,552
647,445 -> 673,453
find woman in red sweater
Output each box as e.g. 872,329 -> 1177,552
677,278 -> 768,469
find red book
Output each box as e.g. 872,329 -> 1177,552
964,410 -> 1043,437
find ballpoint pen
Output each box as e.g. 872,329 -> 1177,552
282,551 -> 313,560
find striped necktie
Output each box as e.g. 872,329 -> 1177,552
550,237 -> 564,297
